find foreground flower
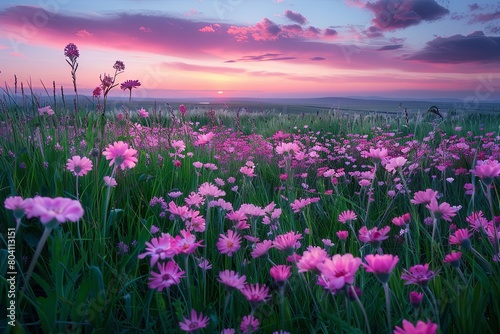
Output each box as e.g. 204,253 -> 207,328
102,141 -> 138,170
148,260 -> 185,291
25,196 -> 84,227
393,319 -> 438,334
363,254 -> 399,284
317,253 -> 362,291
178,309 -> 209,333
401,264 -> 438,288
66,156 -> 93,176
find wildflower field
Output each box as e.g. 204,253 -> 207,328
1,45 -> 500,334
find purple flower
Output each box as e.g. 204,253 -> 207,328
113,60 -> 125,71
120,79 -> 141,91
64,43 -> 79,61
401,264 -> 438,288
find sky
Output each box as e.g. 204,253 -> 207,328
0,0 -> 500,101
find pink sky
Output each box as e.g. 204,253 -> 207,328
0,0 -> 499,100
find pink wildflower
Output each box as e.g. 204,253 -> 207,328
297,246 -> 328,273
393,319 -> 438,334
470,159 -> 500,185
179,104 -> 187,116
270,265 -> 292,284
443,251 -> 462,268
250,240 -> 273,258
240,315 -> 259,334
317,253 -> 362,291
449,228 -> 472,249
384,157 -> 407,174
240,283 -> 270,305
401,264 -> 437,287
338,210 -> 357,224
66,156 -> 93,176
409,291 -> 423,308
137,233 -> 177,266
25,196 -> 84,226
410,189 -> 438,205
392,213 -> 411,227
137,108 -> 149,118
273,231 -> 303,255
216,230 -> 242,257
179,309 -> 209,333
174,229 -> 203,255
426,198 -> 458,222
358,226 -> 391,249
120,79 -> 141,91
198,182 -> 226,198
195,132 -> 214,146
336,230 -> 349,240
290,197 -> 320,213
218,270 -> 246,291
148,260 -> 185,291
103,176 -> 118,187
102,141 -> 138,170
362,254 -> 399,284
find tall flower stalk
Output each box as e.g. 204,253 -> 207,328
64,43 -> 79,113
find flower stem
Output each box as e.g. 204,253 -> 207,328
383,283 -> 392,331
22,227 -> 52,293
350,285 -> 371,334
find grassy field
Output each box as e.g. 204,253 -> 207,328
1,78 -> 500,333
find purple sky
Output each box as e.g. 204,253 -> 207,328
1,0 -> 499,101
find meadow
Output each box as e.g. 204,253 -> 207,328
1,47 -> 500,334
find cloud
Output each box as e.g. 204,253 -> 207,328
469,11 -> 500,24
324,28 -> 338,37
76,29 -> 92,38
225,53 -> 297,62
405,31 -> 500,63
468,3 -> 482,11
377,44 -> 403,51
310,56 -> 326,60
365,0 -> 449,31
284,9 -> 308,25
199,24 -> 221,32
139,26 -> 151,33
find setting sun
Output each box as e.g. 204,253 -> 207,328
217,91 -> 223,94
